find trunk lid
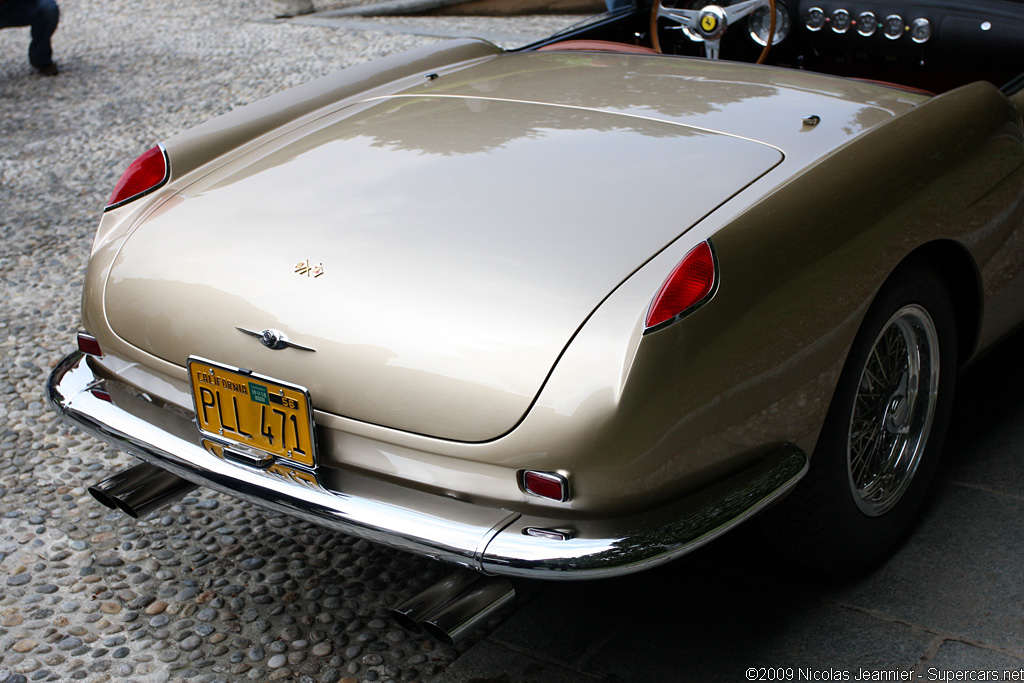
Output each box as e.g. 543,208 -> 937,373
104,95 -> 781,441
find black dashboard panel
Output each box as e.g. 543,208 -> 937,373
789,1 -> 1024,61
938,11 -> 1024,57
777,0 -> 1024,90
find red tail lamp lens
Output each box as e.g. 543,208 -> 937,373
106,145 -> 168,209
645,241 -> 716,330
523,471 -> 569,502
77,332 -> 103,357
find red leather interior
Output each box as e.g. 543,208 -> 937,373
536,40 -> 661,55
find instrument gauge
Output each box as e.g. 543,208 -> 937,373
909,17 -> 932,43
831,9 -> 851,33
856,11 -> 878,36
749,3 -> 791,46
805,6 -> 825,31
883,14 -> 905,39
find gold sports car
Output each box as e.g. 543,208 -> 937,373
49,0 -> 1024,643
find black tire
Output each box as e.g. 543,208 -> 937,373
763,262 -> 958,572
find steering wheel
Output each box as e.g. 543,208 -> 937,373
650,0 -> 776,63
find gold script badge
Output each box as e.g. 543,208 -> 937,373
295,259 -> 324,278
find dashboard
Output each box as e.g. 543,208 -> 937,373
782,1 -> 1024,57
750,0 -> 1024,90
539,0 -> 1024,93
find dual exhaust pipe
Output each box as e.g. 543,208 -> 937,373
391,568 -> 516,646
88,462 -> 197,518
89,463 -> 515,644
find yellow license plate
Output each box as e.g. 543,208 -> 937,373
188,358 -> 316,468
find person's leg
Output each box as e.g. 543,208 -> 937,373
605,0 -> 633,10
0,0 -> 60,69
27,0 -> 60,69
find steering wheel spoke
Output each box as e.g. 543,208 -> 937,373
656,5 -> 700,27
720,0 -> 768,23
650,0 -> 775,62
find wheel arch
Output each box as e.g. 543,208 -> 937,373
892,240 -> 982,366
762,239 -> 971,570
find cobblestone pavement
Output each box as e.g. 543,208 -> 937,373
0,2 -> 569,682
6,1 -> 1024,683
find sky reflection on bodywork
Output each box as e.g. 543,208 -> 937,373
106,96 -> 781,441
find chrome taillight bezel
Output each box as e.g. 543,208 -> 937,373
643,239 -> 719,334
105,144 -> 170,211
520,470 -> 570,502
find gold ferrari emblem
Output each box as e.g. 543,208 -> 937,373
700,13 -> 718,32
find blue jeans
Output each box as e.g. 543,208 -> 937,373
0,0 -> 60,67
605,0 -> 633,9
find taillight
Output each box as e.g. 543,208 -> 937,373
106,145 -> 168,210
644,240 -> 717,331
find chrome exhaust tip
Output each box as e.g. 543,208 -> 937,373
88,462 -> 198,518
421,575 -> 514,646
390,568 -> 484,633
391,568 -> 515,645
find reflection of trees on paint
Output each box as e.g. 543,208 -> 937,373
351,94 -> 691,158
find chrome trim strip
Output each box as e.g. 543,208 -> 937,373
48,352 -> 808,579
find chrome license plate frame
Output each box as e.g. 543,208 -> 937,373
188,357 -> 317,469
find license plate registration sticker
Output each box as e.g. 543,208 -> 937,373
188,358 -> 316,468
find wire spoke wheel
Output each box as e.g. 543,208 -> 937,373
847,304 -> 940,516
761,263 -> 957,572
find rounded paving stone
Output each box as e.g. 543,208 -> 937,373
144,601 -> 168,615
179,636 -> 202,652
11,641 -> 37,654
0,1 -> 489,680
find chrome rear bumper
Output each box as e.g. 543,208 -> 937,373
48,351 -> 807,579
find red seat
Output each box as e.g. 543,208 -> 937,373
848,77 -> 934,96
537,40 -> 660,55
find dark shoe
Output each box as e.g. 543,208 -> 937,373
34,62 -> 59,76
